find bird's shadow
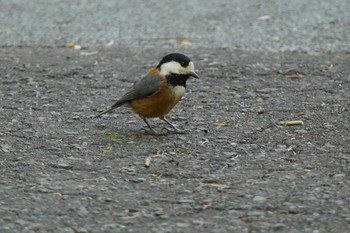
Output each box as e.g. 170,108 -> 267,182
102,127 -> 186,138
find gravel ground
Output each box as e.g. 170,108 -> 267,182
0,47 -> 349,232
1,0 -> 349,52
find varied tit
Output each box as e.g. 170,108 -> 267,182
95,53 -> 199,133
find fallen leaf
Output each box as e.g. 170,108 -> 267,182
214,121 -> 229,126
151,174 -> 165,181
285,72 -> 304,79
208,183 -> 230,189
258,15 -> 271,21
66,43 -> 75,48
102,39 -> 114,48
263,128 -> 271,133
202,200 -> 219,210
144,151 -> 162,168
209,183 -> 221,188
220,164 -> 228,171
179,38 -> 192,47
104,133 -> 124,139
0,131 -> 9,136
53,192 -> 62,197
200,137 -> 209,145
298,112 -> 314,119
103,146 -> 112,154
80,51 -> 98,56
144,156 -> 152,168
287,146 -> 297,155
283,68 -> 306,77
278,120 -> 304,126
320,63 -> 333,71
66,43 -> 81,50
271,36 -> 280,41
1,144 -> 11,153
96,108 -> 106,113
279,210 -> 290,214
152,150 -> 162,158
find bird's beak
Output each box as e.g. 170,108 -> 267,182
189,71 -> 199,79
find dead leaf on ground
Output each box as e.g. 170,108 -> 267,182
144,156 -> 152,168
151,174 -> 166,181
208,183 -> 230,189
298,112 -> 315,119
102,40 -> 115,48
202,200 -> 219,210
263,128 -> 271,133
96,108 -> 106,113
178,38 -> 192,47
209,183 -> 222,188
287,146 -> 297,155
102,146 -> 113,154
283,67 -> 306,78
66,43 -> 81,50
200,137 -> 209,145
285,72 -> 304,79
0,131 -> 10,136
214,121 -> 229,126
278,120 -> 304,126
144,151 -> 162,167
258,15 -> 271,21
279,210 -> 290,214
104,134 -> 124,139
320,63 -> 334,71
152,150 -> 162,159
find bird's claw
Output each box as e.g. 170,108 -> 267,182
161,127 -> 185,134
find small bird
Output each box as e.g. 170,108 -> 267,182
95,53 -> 199,133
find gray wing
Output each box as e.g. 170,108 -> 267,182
117,74 -> 162,104
95,74 -> 162,117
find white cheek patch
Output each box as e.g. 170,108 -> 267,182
159,61 -> 183,76
187,62 -> 195,73
160,61 -> 195,76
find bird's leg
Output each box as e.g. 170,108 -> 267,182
142,118 -> 156,134
160,117 -> 183,133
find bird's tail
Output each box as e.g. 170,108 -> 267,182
94,101 -> 125,118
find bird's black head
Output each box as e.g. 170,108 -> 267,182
156,53 -> 199,80
156,53 -> 191,69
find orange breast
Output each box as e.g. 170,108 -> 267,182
130,81 -> 179,118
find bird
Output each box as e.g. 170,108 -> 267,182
95,53 -> 199,133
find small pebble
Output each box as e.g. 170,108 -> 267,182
61,227 -> 74,233
78,206 -> 89,217
253,196 -> 267,203
247,211 -> 264,216
273,223 -> 286,231
333,173 -> 346,179
74,228 -> 88,233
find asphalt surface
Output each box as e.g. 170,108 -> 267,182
1,0 -> 349,52
0,1 -> 350,233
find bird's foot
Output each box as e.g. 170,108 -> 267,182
142,127 -> 158,135
161,127 -> 185,134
